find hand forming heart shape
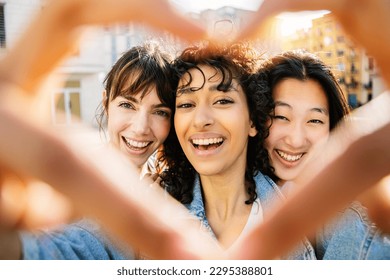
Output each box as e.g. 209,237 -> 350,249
0,0 -> 390,260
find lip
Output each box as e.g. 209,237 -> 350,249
122,136 -> 153,155
189,133 -> 225,141
188,133 -> 225,157
274,149 -> 305,168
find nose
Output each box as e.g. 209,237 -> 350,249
131,111 -> 151,135
193,104 -> 214,129
284,123 -> 307,148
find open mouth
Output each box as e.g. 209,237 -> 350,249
276,149 -> 304,162
122,137 -> 152,150
191,137 -> 224,150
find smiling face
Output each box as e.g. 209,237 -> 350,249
107,83 -> 171,169
265,78 -> 330,185
174,65 -> 257,178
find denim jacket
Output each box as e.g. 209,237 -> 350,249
184,172 -> 317,260
185,172 -> 390,260
20,219 -> 133,260
316,201 -> 390,259
20,173 -> 390,259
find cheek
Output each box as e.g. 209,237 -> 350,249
107,112 -> 126,134
266,125 -> 283,148
152,119 -> 171,141
309,130 -> 330,156
107,106 -> 133,141
173,114 -> 188,139
106,116 -> 118,138
311,129 -> 330,144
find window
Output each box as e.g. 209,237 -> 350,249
337,63 -> 345,71
337,50 -> 344,57
323,36 -> 333,46
351,63 -> 357,73
337,36 -> 345,43
52,80 -> 81,125
0,4 -> 5,48
364,80 -> 373,90
368,57 -> 375,71
348,77 -> 358,89
348,93 -> 358,108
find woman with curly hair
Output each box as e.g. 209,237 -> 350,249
159,43 -> 316,259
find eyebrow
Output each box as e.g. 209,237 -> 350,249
275,100 -> 329,115
274,100 -> 292,109
311,107 -> 329,115
124,95 -> 140,103
122,95 -> 170,109
177,84 -> 238,95
176,87 -> 195,95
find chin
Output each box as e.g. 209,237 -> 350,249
195,167 -> 221,177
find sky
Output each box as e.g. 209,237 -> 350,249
169,0 -> 329,37
276,11 -> 329,36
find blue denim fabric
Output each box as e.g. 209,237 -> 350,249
185,172 -> 390,260
20,219 -> 134,260
185,172 -> 317,260
317,202 -> 390,259
20,173 -> 390,260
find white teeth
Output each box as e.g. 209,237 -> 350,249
124,138 -> 150,148
276,150 -> 303,162
192,137 -> 223,146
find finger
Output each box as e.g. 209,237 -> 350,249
238,0 -> 342,41
0,109 -> 208,259
79,0 -> 207,42
22,181 -> 74,229
0,171 -> 27,229
359,175 -> 390,233
0,0 -> 207,95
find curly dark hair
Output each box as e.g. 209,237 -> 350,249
259,50 -> 351,182
159,42 -> 274,205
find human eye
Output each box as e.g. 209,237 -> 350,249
154,109 -> 171,118
214,98 -> 234,105
118,101 -> 135,110
308,119 -> 324,124
273,115 -> 289,121
176,102 -> 194,109
176,95 -> 196,109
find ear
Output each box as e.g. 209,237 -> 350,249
249,121 -> 258,137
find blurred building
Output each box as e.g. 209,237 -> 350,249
0,0 -> 182,128
189,6 -> 282,55
282,13 -> 385,108
1,1 -> 277,127
1,0 -> 107,127
2,2 -> 386,123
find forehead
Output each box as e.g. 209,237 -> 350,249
273,78 -> 328,109
118,73 -> 158,96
